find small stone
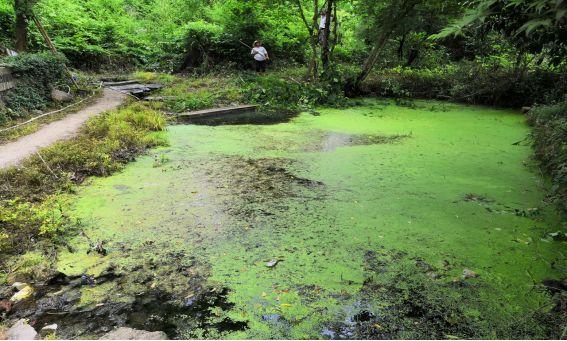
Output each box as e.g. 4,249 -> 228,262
39,324 -> 57,337
0,299 -> 12,312
6,319 -> 39,340
10,285 -> 34,303
101,327 -> 168,340
521,106 -> 532,114
12,282 -> 27,291
426,271 -> 439,279
462,268 -> 478,279
51,89 -> 74,102
266,259 -> 279,268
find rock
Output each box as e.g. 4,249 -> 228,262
39,324 -> 57,337
101,327 -> 168,340
11,282 -> 27,291
521,106 -> 532,114
5,319 -> 39,340
462,268 -> 478,279
10,285 -> 34,303
266,259 -> 279,268
51,89 -> 74,102
0,299 -> 12,313
426,271 -> 440,279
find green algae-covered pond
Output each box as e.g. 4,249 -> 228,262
53,99 -> 564,339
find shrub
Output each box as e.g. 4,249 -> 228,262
0,197 -> 76,255
526,100 -> 567,216
160,76 -> 243,112
0,52 -> 69,114
179,21 -> 225,69
0,2 -> 13,48
243,74 -> 347,112
363,62 -> 567,107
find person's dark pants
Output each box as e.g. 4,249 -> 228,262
255,60 -> 267,73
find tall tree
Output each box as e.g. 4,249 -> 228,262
294,0 -> 321,79
320,0 -> 333,71
353,0 -> 423,88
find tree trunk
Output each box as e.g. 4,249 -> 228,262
406,48 -> 419,66
14,0 -> 28,52
32,15 -> 57,54
295,0 -> 319,80
353,0 -> 421,90
354,32 -> 390,88
320,0 -> 333,72
397,34 -> 406,59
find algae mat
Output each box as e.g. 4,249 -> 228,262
57,99 -> 565,339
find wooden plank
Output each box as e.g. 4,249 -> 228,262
175,105 -> 259,119
103,80 -> 142,86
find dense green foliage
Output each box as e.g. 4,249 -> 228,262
0,0 -> 564,101
0,52 -> 68,116
527,100 -> 567,216
0,103 -> 167,257
363,62 -> 567,107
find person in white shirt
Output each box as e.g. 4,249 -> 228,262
250,40 -> 269,73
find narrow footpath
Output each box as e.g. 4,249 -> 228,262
0,89 -> 126,169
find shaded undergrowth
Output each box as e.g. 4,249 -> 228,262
526,100 -> 567,218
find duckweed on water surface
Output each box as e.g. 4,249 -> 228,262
55,99 -> 565,339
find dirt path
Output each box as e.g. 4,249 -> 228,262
0,89 -> 127,169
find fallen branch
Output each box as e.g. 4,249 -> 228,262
36,151 -> 58,179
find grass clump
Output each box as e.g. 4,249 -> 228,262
0,102 -> 167,259
132,71 -> 176,85
160,75 -> 243,112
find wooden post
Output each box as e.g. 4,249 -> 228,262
31,14 -> 78,87
31,15 -> 57,54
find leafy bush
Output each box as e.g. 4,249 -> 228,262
363,62 -> 567,107
526,100 -> 567,216
243,74 -> 347,112
179,21 -> 225,69
0,2 -> 13,48
1,52 -> 69,114
160,75 -> 243,112
0,197 -> 76,255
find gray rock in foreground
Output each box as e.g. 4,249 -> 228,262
101,327 -> 168,340
6,319 -> 39,340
